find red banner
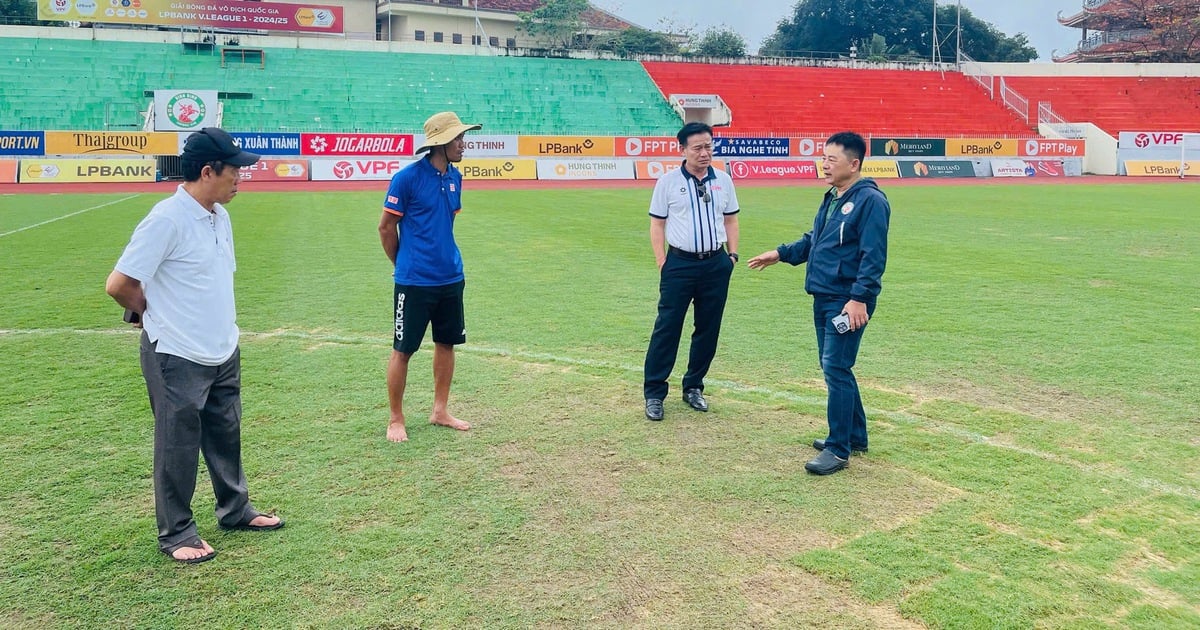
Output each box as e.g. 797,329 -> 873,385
239,159 -> 309,182
1024,160 -> 1065,177
300,133 -> 414,157
789,138 -> 827,157
727,160 -> 818,180
1020,139 -> 1085,158
617,137 -> 681,157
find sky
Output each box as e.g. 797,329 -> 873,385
588,0 -> 1087,62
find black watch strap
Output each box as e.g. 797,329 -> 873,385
728,252 -> 739,262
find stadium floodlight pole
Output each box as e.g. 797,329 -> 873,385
932,0 -> 937,63
956,0 -> 962,68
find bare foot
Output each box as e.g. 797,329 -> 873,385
247,514 -> 281,528
430,413 -> 470,431
169,539 -> 215,562
387,418 -> 408,442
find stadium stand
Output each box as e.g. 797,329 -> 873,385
641,61 -> 1036,137
997,76 -> 1200,136
0,36 -> 680,135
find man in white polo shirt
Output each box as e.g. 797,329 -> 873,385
643,122 -> 740,421
106,127 -> 283,564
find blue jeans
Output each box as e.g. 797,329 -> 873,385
812,296 -> 876,459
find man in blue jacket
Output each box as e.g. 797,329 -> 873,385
747,131 -> 890,475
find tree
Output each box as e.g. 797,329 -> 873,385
694,26 -> 747,57
0,0 -> 52,25
517,0 -> 590,50
759,0 -> 1036,62
593,27 -> 679,56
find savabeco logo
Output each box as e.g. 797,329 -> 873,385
166,92 -> 205,128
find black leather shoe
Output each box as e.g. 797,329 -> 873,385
682,388 -> 708,412
805,449 -> 848,475
645,399 -> 664,421
812,439 -> 867,455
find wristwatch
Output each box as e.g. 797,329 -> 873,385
728,252 -> 739,262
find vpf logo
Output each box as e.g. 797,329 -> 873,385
166,92 -> 205,128
1135,133 -> 1151,148
309,136 -> 329,153
332,161 -> 354,179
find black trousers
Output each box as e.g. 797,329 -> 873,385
140,332 -> 254,552
643,249 -> 734,401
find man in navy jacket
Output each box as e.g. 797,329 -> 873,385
748,131 -> 890,475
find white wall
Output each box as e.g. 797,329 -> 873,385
980,62 -> 1200,77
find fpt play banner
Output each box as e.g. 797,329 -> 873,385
19,158 -> 156,183
617,137 -> 681,157
1021,139 -> 1085,158
789,138 -> 826,157
39,0 -> 343,34
633,159 -> 726,180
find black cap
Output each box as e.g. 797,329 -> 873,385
181,127 -> 260,166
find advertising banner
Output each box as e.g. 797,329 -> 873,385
617,137 -> 681,157
535,159 -> 635,181
38,0 -> 343,34
1118,131 -> 1187,150
991,160 -> 1033,177
870,138 -> 946,157
153,90 -> 218,132
712,137 -> 789,158
0,160 -> 17,183
518,136 -> 614,157
231,132 -> 303,156
1124,160 -> 1196,177
18,158 -> 156,183
634,159 -> 726,180
726,160 -> 818,180
1024,160 -> 1066,177
1021,138 -> 1086,157
410,135 -> 520,158
945,139 -> 1018,157
789,137 -> 826,157
669,94 -> 720,109
238,159 -> 309,182
45,131 -> 178,156
301,133 -> 413,157
0,131 -> 46,156
458,158 -> 537,181
848,159 -> 900,179
898,160 -> 976,178
310,158 -> 412,181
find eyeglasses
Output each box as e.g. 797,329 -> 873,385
696,181 -> 711,203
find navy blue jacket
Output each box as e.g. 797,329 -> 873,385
776,178 -> 890,303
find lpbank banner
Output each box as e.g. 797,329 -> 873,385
945,139 -> 1018,157
231,132 -> 302,156
897,160 -> 975,178
536,159 -> 635,180
727,160 -> 817,180
0,131 -> 45,156
301,133 -> 414,157
18,158 -> 156,183
39,0 -> 343,34
153,90 -> 218,132
458,158 -> 537,181
518,136 -> 614,157
870,138 -> 945,157
310,158 -> 412,181
713,137 -> 789,158
1124,160 -> 1196,177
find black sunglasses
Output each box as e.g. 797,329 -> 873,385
696,181 -> 711,203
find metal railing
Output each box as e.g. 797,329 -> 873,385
958,51 -> 994,99
998,77 -> 1030,123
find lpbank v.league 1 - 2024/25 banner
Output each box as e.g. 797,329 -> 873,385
39,0 -> 343,33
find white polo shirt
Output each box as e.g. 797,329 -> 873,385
648,163 -> 739,253
115,185 -> 238,366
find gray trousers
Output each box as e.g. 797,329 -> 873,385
140,332 -> 254,551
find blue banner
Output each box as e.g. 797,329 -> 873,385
230,132 -> 302,156
0,131 -> 45,156
713,137 -> 789,158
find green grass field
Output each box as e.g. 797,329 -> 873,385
1,183 -> 1198,628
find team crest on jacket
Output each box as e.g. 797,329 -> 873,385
841,202 -> 855,215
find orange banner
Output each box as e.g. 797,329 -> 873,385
45,131 -> 179,156
634,159 -> 726,180
1021,139 -> 1086,157
517,136 -> 614,157
0,160 -> 16,183
945,138 -> 1019,157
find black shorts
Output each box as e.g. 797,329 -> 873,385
393,281 -> 466,354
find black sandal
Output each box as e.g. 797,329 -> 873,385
220,511 -> 285,532
162,537 -> 217,564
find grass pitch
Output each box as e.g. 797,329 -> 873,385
1,183 -> 1198,628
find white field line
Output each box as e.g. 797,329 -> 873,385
3,326 -> 1197,500
0,194 -> 141,238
